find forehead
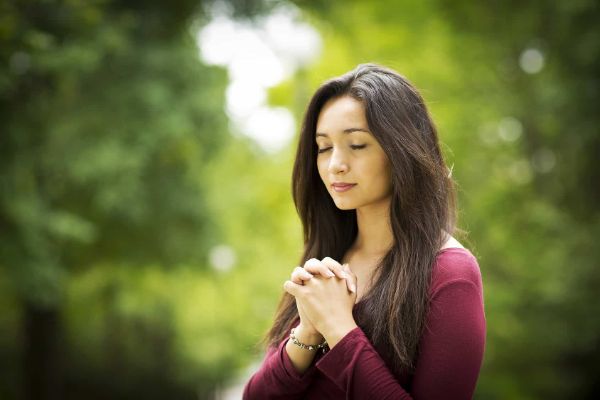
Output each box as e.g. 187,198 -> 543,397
316,96 -> 368,135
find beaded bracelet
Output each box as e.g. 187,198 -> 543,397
289,328 -> 328,351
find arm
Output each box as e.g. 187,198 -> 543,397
244,258 -> 348,400
315,279 -> 486,400
243,330 -> 321,400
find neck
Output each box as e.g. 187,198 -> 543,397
353,197 -> 394,257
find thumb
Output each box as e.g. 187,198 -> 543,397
342,263 -> 357,294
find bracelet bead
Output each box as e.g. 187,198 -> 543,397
289,328 -> 329,352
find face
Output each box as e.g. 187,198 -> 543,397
315,96 -> 392,211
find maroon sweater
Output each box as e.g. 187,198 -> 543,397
244,247 -> 486,399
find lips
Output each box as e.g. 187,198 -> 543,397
331,183 -> 356,192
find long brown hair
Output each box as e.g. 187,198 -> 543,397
266,63 -> 457,377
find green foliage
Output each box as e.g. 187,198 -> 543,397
0,0 -> 233,397
0,0 -> 227,304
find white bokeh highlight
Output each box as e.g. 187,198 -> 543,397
498,117 -> 523,142
197,4 -> 322,153
209,244 -> 237,273
519,47 -> 545,74
531,148 -> 556,174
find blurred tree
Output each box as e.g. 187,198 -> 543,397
0,0 -> 232,398
435,0 -> 600,398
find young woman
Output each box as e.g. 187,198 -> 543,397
243,64 -> 486,399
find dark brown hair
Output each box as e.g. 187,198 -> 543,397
266,63 -> 457,377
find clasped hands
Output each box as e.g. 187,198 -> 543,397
283,257 -> 359,348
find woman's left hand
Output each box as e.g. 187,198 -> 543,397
284,260 -> 358,348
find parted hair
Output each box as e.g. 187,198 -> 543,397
266,63 -> 457,377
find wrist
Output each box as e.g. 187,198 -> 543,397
294,323 -> 323,344
289,327 -> 328,352
322,320 -> 357,349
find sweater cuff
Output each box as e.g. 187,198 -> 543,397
316,326 -> 367,383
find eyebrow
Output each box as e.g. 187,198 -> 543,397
316,127 -> 371,137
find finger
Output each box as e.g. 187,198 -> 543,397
321,257 -> 349,280
283,280 -> 304,297
291,266 -> 313,284
303,258 -> 335,278
343,263 -> 357,293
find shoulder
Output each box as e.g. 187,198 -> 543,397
430,247 -> 482,295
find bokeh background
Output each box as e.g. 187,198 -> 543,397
1,0 -> 598,399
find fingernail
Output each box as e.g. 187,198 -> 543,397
349,283 -> 356,293
327,270 -> 335,278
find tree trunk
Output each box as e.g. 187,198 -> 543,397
22,302 -> 62,400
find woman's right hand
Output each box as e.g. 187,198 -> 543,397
290,266 -> 321,336
290,257 -> 355,336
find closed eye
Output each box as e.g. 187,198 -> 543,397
318,144 -> 366,153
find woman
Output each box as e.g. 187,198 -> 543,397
243,64 -> 485,399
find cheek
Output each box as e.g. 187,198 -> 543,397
367,157 -> 392,191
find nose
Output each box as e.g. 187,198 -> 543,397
328,147 -> 349,175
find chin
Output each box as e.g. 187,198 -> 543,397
332,199 -> 357,211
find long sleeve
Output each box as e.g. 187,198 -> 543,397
316,278 -> 486,399
243,335 -> 319,399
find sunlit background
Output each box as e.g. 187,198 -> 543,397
1,0 -> 599,399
